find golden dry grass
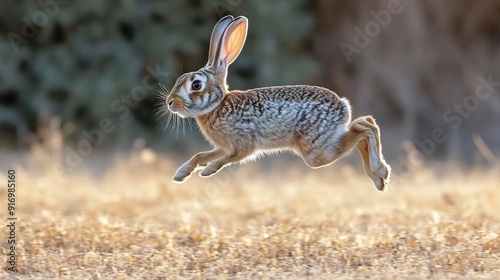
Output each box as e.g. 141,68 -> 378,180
1,149 -> 500,279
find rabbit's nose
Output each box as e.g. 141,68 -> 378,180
168,100 -> 174,108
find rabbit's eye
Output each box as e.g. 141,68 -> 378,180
191,80 -> 202,90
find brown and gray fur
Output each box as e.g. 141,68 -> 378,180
165,15 -> 391,191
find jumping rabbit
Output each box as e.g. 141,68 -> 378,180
164,15 -> 391,191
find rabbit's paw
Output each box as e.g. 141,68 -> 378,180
199,165 -> 218,178
377,161 -> 391,181
173,167 -> 191,183
373,163 -> 391,192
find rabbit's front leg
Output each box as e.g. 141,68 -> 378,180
199,151 -> 251,178
173,149 -> 225,183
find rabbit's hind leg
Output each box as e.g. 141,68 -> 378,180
173,149 -> 225,183
356,138 -> 389,191
296,122 -> 366,169
296,117 -> 390,191
352,116 -> 391,191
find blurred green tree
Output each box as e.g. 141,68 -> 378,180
0,0 -> 318,153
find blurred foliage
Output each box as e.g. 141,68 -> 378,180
0,0 -> 318,151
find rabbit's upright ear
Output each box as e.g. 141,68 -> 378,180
207,15 -> 234,67
215,16 -> 248,72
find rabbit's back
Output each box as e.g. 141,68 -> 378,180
198,85 -> 351,151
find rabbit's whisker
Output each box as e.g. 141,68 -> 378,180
158,83 -> 170,95
155,108 -> 169,121
182,116 -> 186,138
153,105 -> 167,115
170,113 -> 176,133
172,113 -> 179,138
175,114 -> 181,139
163,112 -> 172,132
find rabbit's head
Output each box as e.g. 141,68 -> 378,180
166,15 -> 248,118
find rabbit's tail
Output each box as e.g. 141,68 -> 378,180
339,97 -> 352,125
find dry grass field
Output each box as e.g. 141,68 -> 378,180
1,147 -> 500,279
